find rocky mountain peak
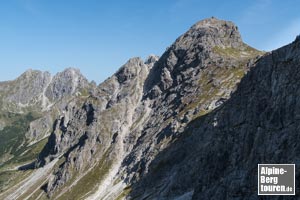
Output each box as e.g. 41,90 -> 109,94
21,68 -> 39,75
60,67 -> 81,76
145,54 -> 159,65
45,67 -> 89,101
145,18 -> 261,96
20,68 -> 38,76
0,18 -> 277,200
53,67 -> 86,85
0,67 -> 91,113
115,57 -> 146,84
175,17 -> 243,50
18,69 -> 50,81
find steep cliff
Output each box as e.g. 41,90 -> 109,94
0,68 -> 93,195
2,17 -> 298,200
0,17 -> 263,200
129,35 -> 300,200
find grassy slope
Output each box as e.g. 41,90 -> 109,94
0,111 -> 49,193
0,112 -> 41,164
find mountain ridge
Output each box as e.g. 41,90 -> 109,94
31,17 -> 262,200
1,17 -> 299,200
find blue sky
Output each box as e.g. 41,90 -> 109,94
0,0 -> 299,83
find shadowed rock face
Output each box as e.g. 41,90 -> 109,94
3,17 -> 299,200
129,33 -> 300,200
20,17 -> 263,200
121,17 -> 261,186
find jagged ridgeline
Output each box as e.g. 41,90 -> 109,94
0,17 -> 299,200
0,68 -> 93,192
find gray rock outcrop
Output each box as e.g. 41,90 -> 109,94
3,17 -> 298,200
0,68 -> 93,166
129,25 -> 300,200
29,17 -> 263,200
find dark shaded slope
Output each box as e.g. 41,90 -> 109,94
0,18 -> 265,200
129,37 -> 300,199
122,18 -> 262,187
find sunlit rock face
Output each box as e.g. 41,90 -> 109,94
6,17 -> 300,200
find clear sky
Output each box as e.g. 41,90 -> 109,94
0,0 -> 299,83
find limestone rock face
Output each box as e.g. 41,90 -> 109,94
22,17 -> 263,200
25,113 -> 54,144
0,68 -> 92,168
0,67 -> 90,113
129,28 -> 300,200
190,17 -> 243,48
5,17 -> 300,200
0,70 -> 51,112
33,56 -> 154,197
45,68 -> 90,102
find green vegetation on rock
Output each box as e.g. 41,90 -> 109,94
0,112 -> 41,164
56,149 -> 113,200
213,44 -> 262,59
